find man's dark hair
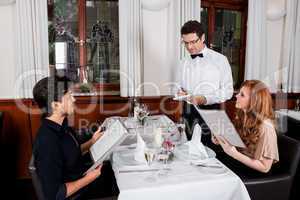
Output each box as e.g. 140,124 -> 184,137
32,76 -> 73,118
181,20 -> 205,38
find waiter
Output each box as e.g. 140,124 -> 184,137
176,20 -> 233,144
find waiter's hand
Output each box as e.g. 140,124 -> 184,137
177,88 -> 188,96
188,95 -> 207,105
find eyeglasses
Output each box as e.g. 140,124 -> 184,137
182,38 -> 201,46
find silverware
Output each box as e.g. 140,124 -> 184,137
119,168 -> 160,173
119,168 -> 171,173
194,164 -> 223,168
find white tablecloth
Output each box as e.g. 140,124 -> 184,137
112,150 -> 250,200
276,109 -> 300,121
106,115 -> 250,200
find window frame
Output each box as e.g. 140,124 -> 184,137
201,0 -> 248,88
48,0 -> 120,93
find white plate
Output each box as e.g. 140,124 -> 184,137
173,94 -> 191,101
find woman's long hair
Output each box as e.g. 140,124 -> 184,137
234,80 -> 275,151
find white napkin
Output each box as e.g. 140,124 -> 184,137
134,133 -> 147,164
187,124 -> 209,159
154,128 -> 163,147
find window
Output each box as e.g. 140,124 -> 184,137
48,0 -> 119,92
201,0 -> 248,88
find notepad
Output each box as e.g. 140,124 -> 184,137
85,119 -> 128,174
195,108 -> 246,148
173,94 -> 191,101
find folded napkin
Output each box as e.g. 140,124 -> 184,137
187,124 -> 209,159
134,133 -> 147,164
154,128 -> 163,147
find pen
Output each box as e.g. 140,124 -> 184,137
180,87 -> 187,92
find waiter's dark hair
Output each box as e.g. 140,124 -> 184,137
32,76 -> 73,118
181,20 -> 205,38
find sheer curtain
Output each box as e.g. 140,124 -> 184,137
0,0 -> 15,5
281,0 -> 300,92
14,0 -> 49,98
119,0 -> 143,97
119,0 -> 200,97
244,0 -> 269,86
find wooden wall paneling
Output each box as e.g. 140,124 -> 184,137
138,96 -> 182,122
73,102 -> 130,130
0,99 -> 32,179
72,96 -> 130,129
29,102 -> 42,143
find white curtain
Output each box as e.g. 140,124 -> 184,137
180,0 -> 201,58
119,0 -> 200,97
281,0 -> 300,92
0,0 -> 15,5
244,0 -> 269,86
119,0 -> 143,97
14,0 -> 49,98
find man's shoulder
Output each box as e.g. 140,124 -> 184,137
206,48 -> 228,61
34,123 -> 60,145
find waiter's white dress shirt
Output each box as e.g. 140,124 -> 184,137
176,46 -> 234,105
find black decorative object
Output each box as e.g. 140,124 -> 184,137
89,21 -> 114,83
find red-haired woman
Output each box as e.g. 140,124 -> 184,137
212,80 -> 279,173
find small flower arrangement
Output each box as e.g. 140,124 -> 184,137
134,104 -> 149,125
162,139 -> 175,161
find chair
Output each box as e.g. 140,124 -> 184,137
0,111 -> 3,135
240,135 -> 300,200
29,155 -> 46,200
29,155 -> 116,200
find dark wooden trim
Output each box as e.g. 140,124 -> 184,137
79,0 -> 87,82
47,0 -> 54,20
93,83 -> 120,91
238,4 -> 248,87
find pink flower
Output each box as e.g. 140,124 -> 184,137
162,140 -> 174,150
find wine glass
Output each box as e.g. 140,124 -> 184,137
175,122 -> 186,145
144,148 -> 156,167
144,148 -> 157,182
158,149 -> 170,177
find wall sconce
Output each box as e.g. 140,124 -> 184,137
55,42 -> 67,70
267,0 -> 286,21
86,0 -> 95,8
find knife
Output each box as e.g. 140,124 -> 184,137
119,168 -> 170,173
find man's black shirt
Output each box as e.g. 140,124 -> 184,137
33,118 -> 85,200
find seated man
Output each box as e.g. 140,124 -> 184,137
32,76 -> 118,200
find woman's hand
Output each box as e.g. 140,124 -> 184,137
92,127 -> 103,144
216,136 -> 238,158
80,127 -> 103,155
85,165 -> 102,180
211,134 -> 219,145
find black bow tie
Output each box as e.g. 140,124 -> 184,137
191,53 -> 203,59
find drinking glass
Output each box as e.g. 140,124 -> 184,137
175,122 -> 186,144
158,150 -> 170,177
144,149 -> 156,167
144,148 -> 157,182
